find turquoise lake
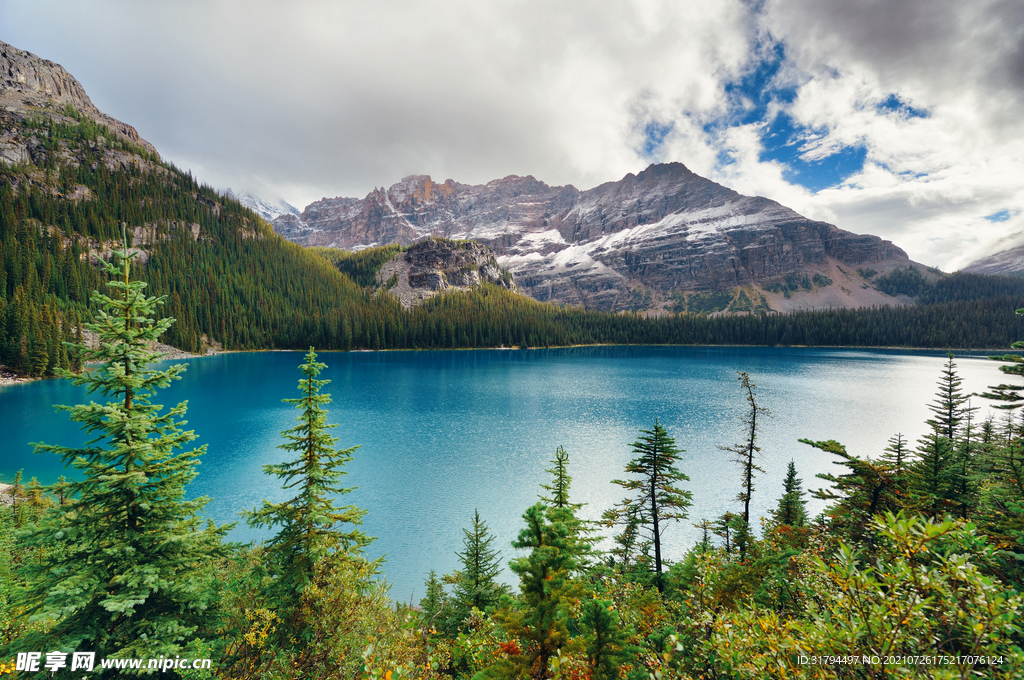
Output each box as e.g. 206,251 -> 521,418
0,346 -> 1012,601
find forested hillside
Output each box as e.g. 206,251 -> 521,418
0,106 -> 402,373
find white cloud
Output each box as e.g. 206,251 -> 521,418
0,0 -> 1021,269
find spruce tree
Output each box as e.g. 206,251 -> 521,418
910,355 -> 973,516
803,438 -> 898,545
603,420 -> 691,591
5,245 -> 226,661
419,570 -> 449,630
981,307 -> 1024,409
245,348 -> 371,636
484,503 -> 587,679
9,469 -> 22,528
879,433 -> 910,501
539,445 -> 578,510
538,445 -> 591,570
771,460 -> 807,527
580,598 -> 639,680
450,509 -> 506,623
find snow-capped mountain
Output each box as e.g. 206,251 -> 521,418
225,188 -> 300,223
273,163 -> 911,311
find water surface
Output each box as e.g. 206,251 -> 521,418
0,347 -> 1010,601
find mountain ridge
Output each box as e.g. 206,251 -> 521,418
273,163 -> 912,312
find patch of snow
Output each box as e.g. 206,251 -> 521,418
226,188 -> 300,222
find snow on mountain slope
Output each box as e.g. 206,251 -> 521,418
273,163 -> 910,311
226,188 -> 300,223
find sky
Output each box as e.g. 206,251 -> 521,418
1,0 -> 1022,270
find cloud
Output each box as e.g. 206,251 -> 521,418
0,0 -> 1021,269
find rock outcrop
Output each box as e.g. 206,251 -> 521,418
376,238 -> 517,308
274,163 -> 910,311
0,40 -> 158,170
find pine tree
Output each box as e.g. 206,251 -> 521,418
419,570 -> 449,631
580,597 -> 639,680
450,509 -> 506,625
804,438 -> 898,545
9,469 -> 22,528
718,372 -> 769,560
879,433 -> 910,501
712,512 -> 739,554
928,354 -> 973,440
5,244 -> 226,661
539,445 -> 578,511
771,460 -> 808,527
484,503 -> 586,679
538,445 -> 591,569
245,347 -> 371,638
910,355 -> 973,516
603,420 -> 692,591
981,308 -> 1024,409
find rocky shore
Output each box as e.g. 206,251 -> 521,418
0,365 -> 32,387
0,337 -> 223,387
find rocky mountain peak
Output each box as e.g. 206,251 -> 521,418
274,164 -> 910,312
0,40 -> 157,156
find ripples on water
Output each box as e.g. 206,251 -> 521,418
0,346 -> 1010,600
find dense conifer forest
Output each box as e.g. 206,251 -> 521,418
1,253 -> 1022,678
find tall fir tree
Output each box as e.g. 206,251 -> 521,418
980,307 -> 1024,409
538,445 -> 591,571
603,420 -> 691,591
245,348 -> 371,644
579,597 -> 640,680
4,244 -> 226,661
910,354 -> 974,517
483,503 -> 587,679
449,509 -> 506,628
539,445 -> 579,511
879,433 -> 910,502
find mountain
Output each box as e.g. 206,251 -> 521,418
0,39 -> 409,370
0,41 -> 157,163
225,188 -> 300,222
963,243 -> 1024,277
5,37 -> 1013,370
272,165 -> 912,312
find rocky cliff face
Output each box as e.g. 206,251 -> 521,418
0,40 -> 157,166
376,238 -> 517,308
274,163 -> 909,311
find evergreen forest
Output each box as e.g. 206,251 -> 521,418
1,248 -> 1022,679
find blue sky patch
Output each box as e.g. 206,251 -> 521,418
707,40 -> 870,192
877,94 -> 929,119
641,121 -> 674,158
985,209 -> 1013,222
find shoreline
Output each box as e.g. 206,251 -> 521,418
0,342 -> 236,387
1,343 -> 1009,388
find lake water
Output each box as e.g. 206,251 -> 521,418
0,346 -> 1013,601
